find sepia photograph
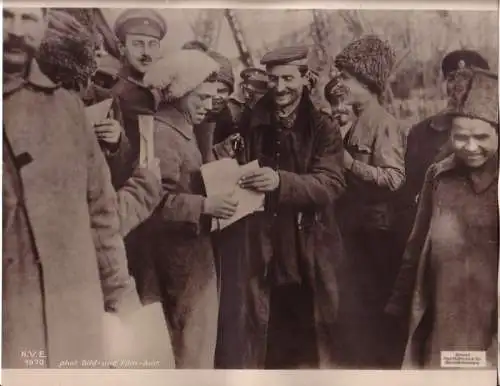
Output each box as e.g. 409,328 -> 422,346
1,2 -> 499,385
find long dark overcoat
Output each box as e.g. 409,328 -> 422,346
215,91 -> 346,368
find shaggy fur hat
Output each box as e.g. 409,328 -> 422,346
181,41 -> 234,92
143,49 -> 221,100
334,34 -> 396,95
447,67 -> 498,126
36,10 -> 97,89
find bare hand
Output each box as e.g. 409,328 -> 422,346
203,192 -> 238,219
94,119 -> 122,145
239,167 -> 279,192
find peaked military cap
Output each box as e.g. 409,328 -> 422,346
260,45 -> 309,67
241,67 -> 267,81
114,9 -> 167,43
240,67 -> 268,91
441,49 -> 490,79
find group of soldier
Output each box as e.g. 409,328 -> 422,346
3,7 -> 499,370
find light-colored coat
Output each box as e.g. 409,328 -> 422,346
150,104 -> 219,369
3,61 -> 141,368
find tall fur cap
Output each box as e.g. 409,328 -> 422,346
447,67 -> 499,126
334,34 -> 396,95
143,49 -> 221,100
36,10 -> 97,87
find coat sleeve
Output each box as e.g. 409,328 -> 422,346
277,115 -> 346,207
82,98 -> 141,317
100,98 -> 135,189
155,128 -> 207,235
348,119 -> 406,191
385,163 -> 436,317
116,167 -> 162,237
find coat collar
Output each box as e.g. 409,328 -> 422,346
249,88 -> 313,129
354,98 -> 386,128
155,104 -> 194,140
117,65 -> 162,111
4,60 -> 58,96
434,153 -> 498,194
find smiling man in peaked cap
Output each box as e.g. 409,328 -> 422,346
214,43 -> 346,369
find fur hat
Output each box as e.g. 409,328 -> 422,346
143,49 -> 220,100
36,10 -> 97,89
181,40 -> 210,52
181,41 -> 234,92
334,34 -> 396,95
447,67 -> 498,126
208,51 -> 235,92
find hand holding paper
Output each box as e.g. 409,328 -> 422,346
85,98 -> 113,126
239,166 -> 280,192
201,159 -> 265,231
138,115 -> 155,168
203,190 -> 239,219
94,118 -> 122,145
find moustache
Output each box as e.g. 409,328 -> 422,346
274,91 -> 289,97
4,35 -> 33,54
139,55 -> 153,64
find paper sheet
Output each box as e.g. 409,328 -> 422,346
201,159 -> 265,231
138,115 -> 155,167
85,98 -> 113,126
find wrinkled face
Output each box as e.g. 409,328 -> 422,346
211,81 -> 231,113
267,65 -> 306,109
180,81 -> 218,125
3,8 -> 47,74
123,33 -> 161,74
338,69 -> 372,105
451,117 -> 498,168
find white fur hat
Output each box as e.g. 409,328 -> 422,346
143,49 -> 221,100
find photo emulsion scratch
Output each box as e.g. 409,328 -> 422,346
1,5 -> 498,379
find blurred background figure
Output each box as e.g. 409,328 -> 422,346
324,75 -> 355,137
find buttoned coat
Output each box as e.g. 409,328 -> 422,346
231,91 -> 346,367
148,104 -> 219,369
2,61 -> 141,368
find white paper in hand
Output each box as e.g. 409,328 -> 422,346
85,98 -> 113,126
201,159 -> 265,231
138,115 -> 155,167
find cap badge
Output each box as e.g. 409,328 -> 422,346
458,59 -> 466,69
